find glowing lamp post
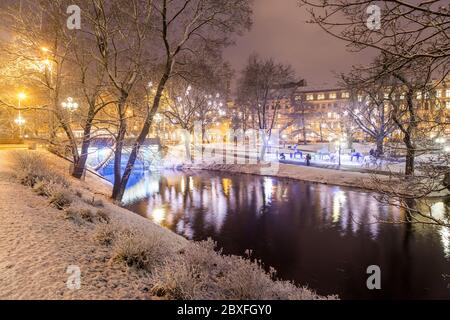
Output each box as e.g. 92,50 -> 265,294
15,92 -> 27,137
335,137 -> 347,167
62,97 -> 79,123
14,113 -> 26,138
61,97 -> 79,112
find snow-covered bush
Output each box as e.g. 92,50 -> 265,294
10,151 -> 69,188
150,239 -> 336,300
111,229 -> 166,271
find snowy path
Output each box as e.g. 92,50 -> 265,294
0,150 -> 186,299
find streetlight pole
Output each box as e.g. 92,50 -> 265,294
15,92 -> 27,138
61,97 -> 79,124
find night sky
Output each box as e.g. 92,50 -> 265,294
224,0 -> 375,87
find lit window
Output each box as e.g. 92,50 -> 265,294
341,92 -> 349,99
436,90 -> 442,98
416,92 -> 422,99
447,101 -> 450,109
446,89 -> 450,98
329,92 -> 337,99
357,95 -> 363,102
327,112 -> 332,118
384,93 -> 389,99
400,93 -> 405,100
317,93 -> 325,100
306,94 -> 314,101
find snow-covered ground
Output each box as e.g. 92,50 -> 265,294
165,142 -> 448,196
0,149 -> 186,299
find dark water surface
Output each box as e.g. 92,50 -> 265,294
111,169 -> 450,299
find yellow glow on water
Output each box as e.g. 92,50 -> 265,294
221,178 -> 232,196
263,177 -> 273,204
332,191 -> 346,223
189,176 -> 194,191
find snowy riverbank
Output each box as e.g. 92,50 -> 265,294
0,149 -> 331,300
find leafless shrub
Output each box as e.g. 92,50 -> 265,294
150,239 -> 334,300
96,209 -> 111,224
10,151 -> 69,188
74,190 -> 83,198
84,196 -> 104,208
49,191 -> 73,210
94,223 -> 117,246
32,180 -> 59,197
64,206 -> 110,224
111,229 -> 166,271
64,207 -> 85,225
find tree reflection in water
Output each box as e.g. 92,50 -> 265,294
122,170 -> 450,299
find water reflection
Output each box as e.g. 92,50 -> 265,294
123,170 -> 450,299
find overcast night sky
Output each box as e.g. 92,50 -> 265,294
224,0 -> 375,87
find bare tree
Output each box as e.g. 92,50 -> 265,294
236,54 -> 298,160
342,61 -> 398,155
299,0 -> 450,73
91,0 -> 253,201
0,0 -> 112,178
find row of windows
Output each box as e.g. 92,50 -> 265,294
436,89 -> 450,98
272,100 -> 450,110
306,92 -> 349,101
303,89 -> 450,102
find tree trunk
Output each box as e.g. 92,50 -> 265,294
259,130 -> 268,161
184,137 -> 192,162
376,136 -> 384,156
112,101 -> 127,200
404,134 -> 415,176
112,67 -> 171,202
302,109 -> 307,145
72,117 -> 94,179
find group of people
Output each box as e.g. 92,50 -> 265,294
279,144 -> 312,166
279,144 -> 380,168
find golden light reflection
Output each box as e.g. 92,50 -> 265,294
189,176 -> 194,191
261,177 -> 274,206
180,177 -> 186,193
332,190 -> 346,223
221,178 -> 232,196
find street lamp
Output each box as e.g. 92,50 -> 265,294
335,137 -> 347,167
61,97 -> 79,112
62,97 -> 79,124
14,114 -> 26,126
15,92 -> 27,138
18,92 -> 26,108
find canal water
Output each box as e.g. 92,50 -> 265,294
99,166 -> 450,299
